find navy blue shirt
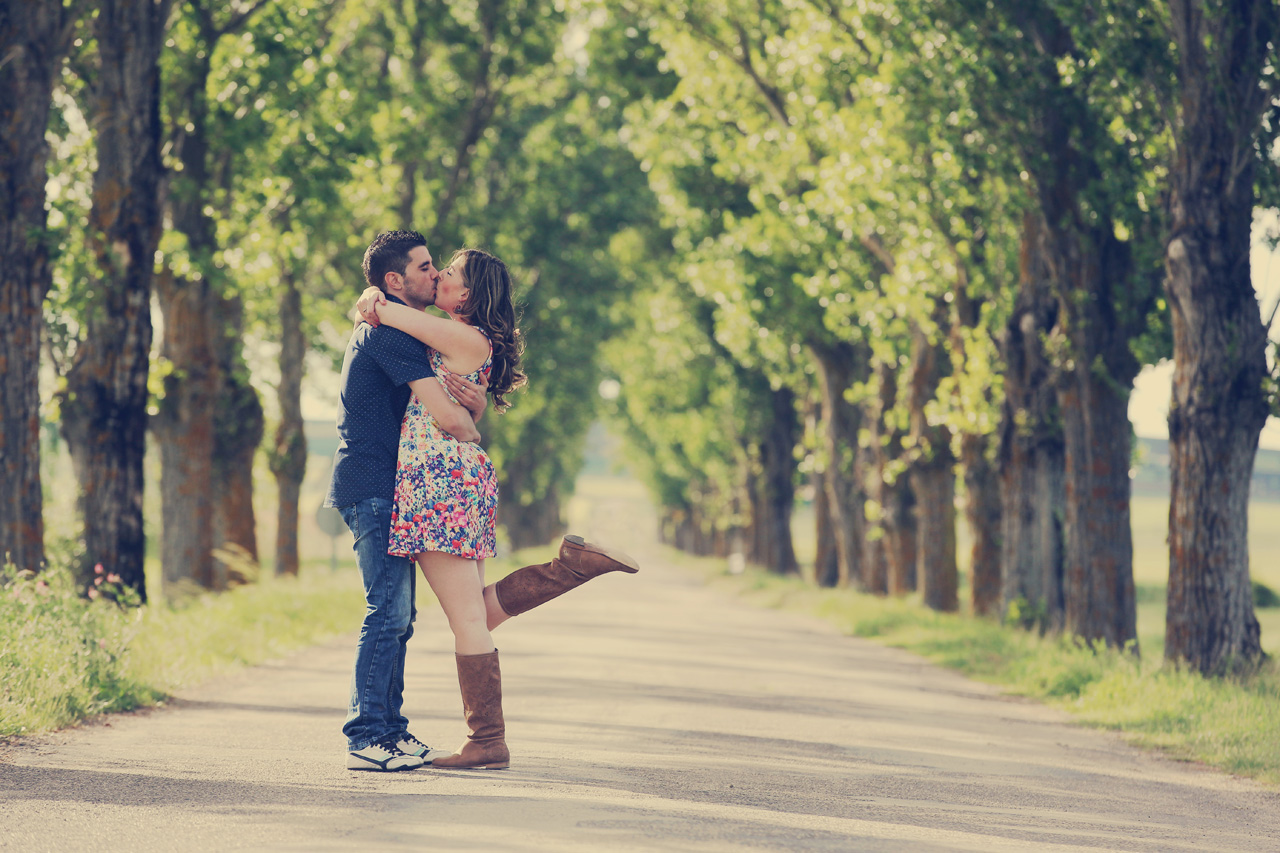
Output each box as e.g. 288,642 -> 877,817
325,296 -> 435,508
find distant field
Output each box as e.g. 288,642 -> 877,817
791,494 -> 1280,657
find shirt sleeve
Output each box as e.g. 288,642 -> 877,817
363,325 -> 436,386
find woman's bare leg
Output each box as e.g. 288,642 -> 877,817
474,559 -> 511,631
483,586 -> 510,631
417,552 -> 494,656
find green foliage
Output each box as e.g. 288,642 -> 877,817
0,563 -> 158,738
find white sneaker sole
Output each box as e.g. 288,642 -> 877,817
346,753 -> 424,771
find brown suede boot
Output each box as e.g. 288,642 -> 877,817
432,650 -> 510,770
494,535 -> 639,617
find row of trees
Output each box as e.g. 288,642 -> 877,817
2,0 -> 1276,678
1,0 -> 657,598
601,0 -> 1280,677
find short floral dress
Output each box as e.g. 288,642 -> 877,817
387,335 -> 497,560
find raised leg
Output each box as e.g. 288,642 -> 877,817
492,535 -> 639,618
417,551 -> 494,656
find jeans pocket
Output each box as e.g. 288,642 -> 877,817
340,504 -> 359,541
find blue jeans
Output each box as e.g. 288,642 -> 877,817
339,497 -> 416,751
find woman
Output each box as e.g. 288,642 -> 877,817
357,247 -> 524,770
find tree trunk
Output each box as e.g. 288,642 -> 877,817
946,241 -> 1002,617
59,0 -> 170,601
505,483 -> 565,550
154,270 -> 218,592
501,437 -> 567,549
869,361 -> 917,595
909,315 -> 958,612
0,1 -> 75,574
811,341 -> 865,588
813,471 -> 841,587
211,318 -> 264,586
962,432 -> 1002,617
858,443 -> 888,594
1049,225 -> 1139,650
999,211 -> 1066,631
912,452 -> 958,612
270,270 -> 308,577
1163,0 -> 1273,675
745,386 -> 799,575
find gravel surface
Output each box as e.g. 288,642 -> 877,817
3,496 -> 1279,852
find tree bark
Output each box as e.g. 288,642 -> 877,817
1163,0 -> 1273,675
962,431 -> 1002,617
211,298 -> 264,586
909,317 -> 958,613
858,442 -> 888,594
869,361 -> 917,595
947,245 -> 1002,617
0,0 -> 77,574
808,396 -> 841,587
811,341 -> 865,588
745,386 -> 799,575
505,480 -> 566,550
1050,226 -> 1139,650
158,6 -> 265,591
1011,4 -> 1147,650
813,471 -> 841,587
270,269 -> 308,577
59,0 -> 170,601
154,269 -> 218,592
999,213 -> 1066,631
500,423 -> 568,549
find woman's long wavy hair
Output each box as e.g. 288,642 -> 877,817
453,248 -> 526,411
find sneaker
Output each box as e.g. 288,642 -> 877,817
397,732 -> 449,764
347,738 -> 425,771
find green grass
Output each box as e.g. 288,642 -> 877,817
1,549 -> 531,740
0,559 -> 362,738
6,435 -> 547,742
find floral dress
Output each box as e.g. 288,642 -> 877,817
387,334 -> 497,560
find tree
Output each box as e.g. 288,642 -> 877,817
153,0 -> 280,591
999,212 -> 1066,632
933,0 -> 1172,647
0,0 -> 81,574
1162,0 -> 1277,674
58,0 -> 172,601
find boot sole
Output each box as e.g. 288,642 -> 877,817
432,762 -> 510,770
564,535 -> 639,573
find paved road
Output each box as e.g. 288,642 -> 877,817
3,494 -> 1279,851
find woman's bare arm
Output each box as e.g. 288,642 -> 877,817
409,376 -> 480,443
356,288 -> 488,372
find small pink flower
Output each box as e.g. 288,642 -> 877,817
88,588 -> 101,600
94,563 -> 104,575
98,639 -> 107,649
106,573 -> 121,584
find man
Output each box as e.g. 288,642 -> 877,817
327,230 -> 484,771
332,230 -> 640,772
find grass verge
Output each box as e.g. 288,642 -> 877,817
685,552 -> 1280,788
1,550 -> 529,741
1,561 -> 363,739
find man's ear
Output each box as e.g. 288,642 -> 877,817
383,270 -> 401,294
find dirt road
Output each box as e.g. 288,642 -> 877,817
3,492 -> 1279,851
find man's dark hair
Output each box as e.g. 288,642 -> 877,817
363,230 -> 427,292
